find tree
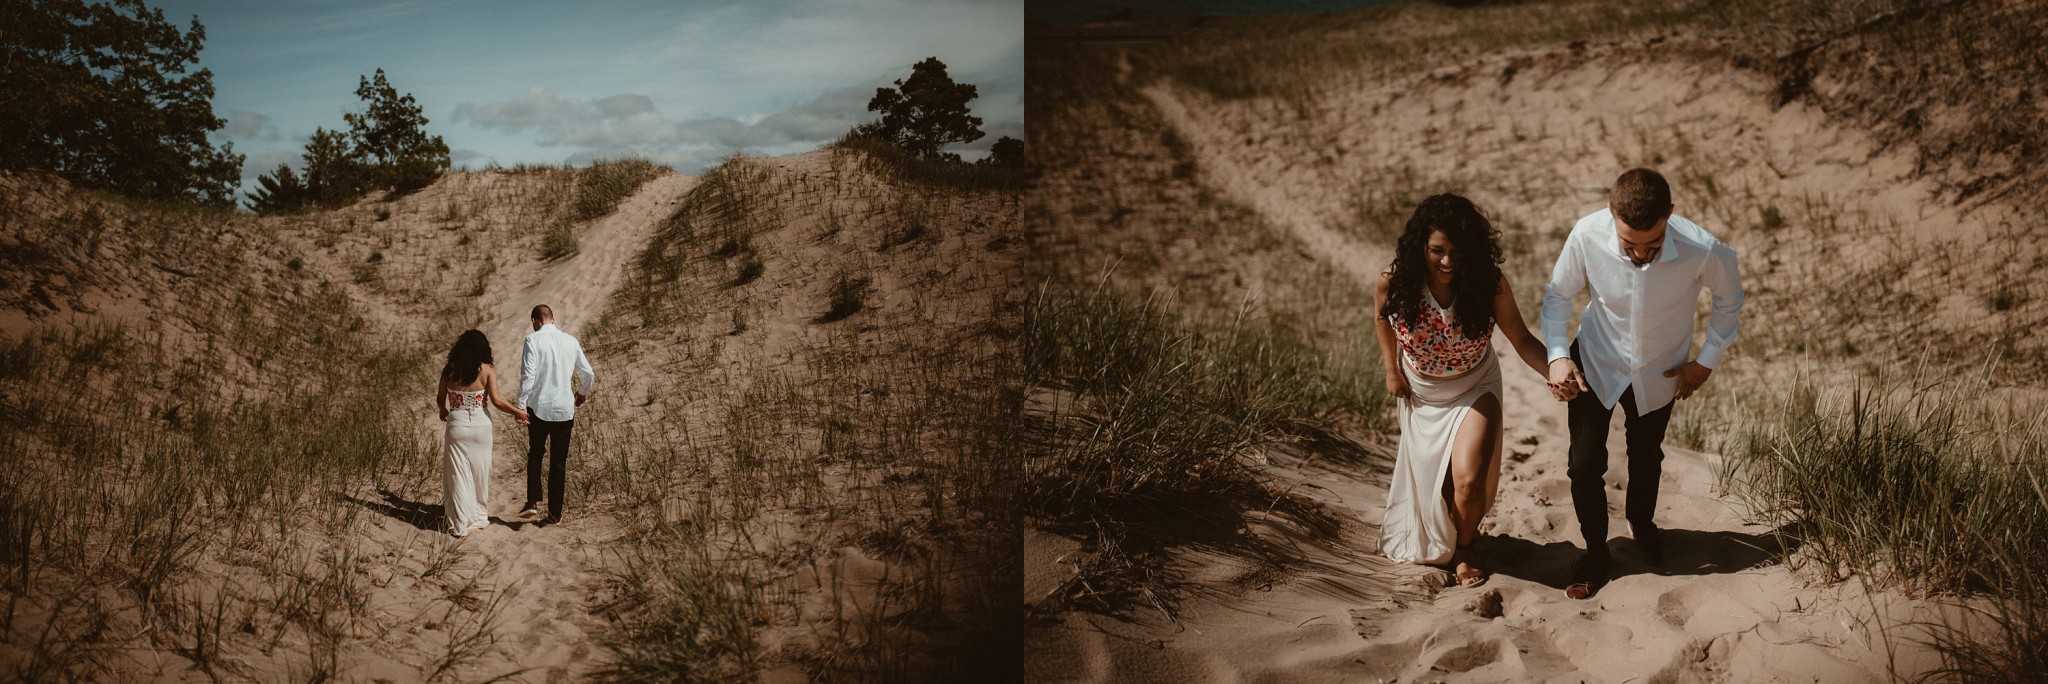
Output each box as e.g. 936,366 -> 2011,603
0,0 -> 243,207
981,136 -> 1023,168
301,127 -> 367,207
244,163 -> 307,213
247,71 -> 445,213
853,57 -> 984,162
344,69 -> 449,194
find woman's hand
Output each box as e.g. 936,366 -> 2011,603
1385,372 -> 1412,401
514,409 -> 530,425
439,407 -> 449,422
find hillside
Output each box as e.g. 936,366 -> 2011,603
1023,1 -> 2046,681
0,144 -> 1024,682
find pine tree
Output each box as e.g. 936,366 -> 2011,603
344,69 -> 449,194
0,0 -> 243,206
245,163 -> 308,213
853,57 -> 985,162
981,136 -> 1023,167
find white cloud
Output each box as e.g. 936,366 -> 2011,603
220,109 -> 281,142
450,79 -> 898,171
239,147 -> 302,181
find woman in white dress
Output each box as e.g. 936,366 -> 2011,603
1373,194 -> 1550,587
437,329 -> 528,537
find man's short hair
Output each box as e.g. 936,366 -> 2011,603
1611,168 -> 1673,231
531,304 -> 553,321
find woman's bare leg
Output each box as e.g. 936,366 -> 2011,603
1445,392 -> 1502,582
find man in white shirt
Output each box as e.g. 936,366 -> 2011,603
1540,168 -> 1744,599
516,304 -> 595,525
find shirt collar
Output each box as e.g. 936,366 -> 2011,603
538,323 -> 559,333
1605,211 -> 1680,268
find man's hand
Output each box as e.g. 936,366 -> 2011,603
1664,361 -> 1713,400
574,393 -> 587,407
1547,358 -> 1588,402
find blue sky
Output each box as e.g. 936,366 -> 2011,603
152,0 -> 1022,198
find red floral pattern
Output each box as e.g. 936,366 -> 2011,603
1389,299 -> 1490,376
448,388 -> 485,410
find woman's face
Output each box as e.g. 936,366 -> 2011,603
1425,229 -> 1456,286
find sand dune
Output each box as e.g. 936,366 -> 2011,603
1025,33 -> 1981,683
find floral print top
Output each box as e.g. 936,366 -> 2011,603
448,388 -> 485,411
1389,290 -> 1491,376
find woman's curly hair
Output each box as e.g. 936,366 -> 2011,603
1378,193 -> 1504,340
442,329 -> 493,387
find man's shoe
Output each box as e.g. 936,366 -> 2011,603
1565,554 -> 1610,600
519,502 -> 540,518
542,514 -> 563,526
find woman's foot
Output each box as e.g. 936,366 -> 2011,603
1452,545 -> 1487,588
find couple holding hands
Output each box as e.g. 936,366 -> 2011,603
1374,168 -> 1744,600
434,304 -> 595,537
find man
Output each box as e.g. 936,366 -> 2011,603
516,304 -> 594,525
1540,168 -> 1744,599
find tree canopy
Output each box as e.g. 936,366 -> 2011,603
0,0 -> 243,207
982,136 -> 1023,168
247,70 -> 449,213
345,69 -> 450,194
852,57 -> 986,163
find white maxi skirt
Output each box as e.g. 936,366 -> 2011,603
443,406 -> 493,535
1378,346 -> 1503,565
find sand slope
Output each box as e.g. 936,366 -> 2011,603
393,171 -> 697,681
1026,48 -> 1963,683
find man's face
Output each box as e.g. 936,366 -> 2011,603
1613,208 -> 1668,266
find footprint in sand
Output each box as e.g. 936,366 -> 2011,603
1655,584 -> 1764,635
1427,638 -> 1503,674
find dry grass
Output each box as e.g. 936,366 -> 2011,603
577,148 -> 1023,681
1035,0 -> 2048,678
0,163 -> 646,680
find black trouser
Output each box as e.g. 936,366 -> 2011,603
527,417 -> 573,518
1566,342 -> 1674,561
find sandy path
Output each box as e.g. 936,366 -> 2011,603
1029,82 -> 1937,683
362,172 -> 697,682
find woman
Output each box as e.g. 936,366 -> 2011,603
438,329 -> 527,538
1374,194 -> 1549,587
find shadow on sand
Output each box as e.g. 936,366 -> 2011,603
341,489 -> 537,534
1484,526 -> 1801,590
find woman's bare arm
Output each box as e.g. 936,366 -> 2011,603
1494,275 -> 1550,377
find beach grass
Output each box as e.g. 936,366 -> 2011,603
1021,281 -> 1387,615
577,147 -> 1024,681
1718,362 -> 2048,682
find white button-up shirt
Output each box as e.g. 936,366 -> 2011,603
516,323 -> 594,422
1540,209 -> 1744,414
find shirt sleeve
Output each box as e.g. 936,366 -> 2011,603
1694,239 -> 1745,369
1539,226 -> 1587,363
574,341 -> 595,395
517,336 -> 537,411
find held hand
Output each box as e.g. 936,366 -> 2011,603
439,408 -> 449,422
514,409 -> 530,425
1664,361 -> 1713,400
1547,359 -> 1589,402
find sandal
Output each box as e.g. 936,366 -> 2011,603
1453,544 -> 1487,588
